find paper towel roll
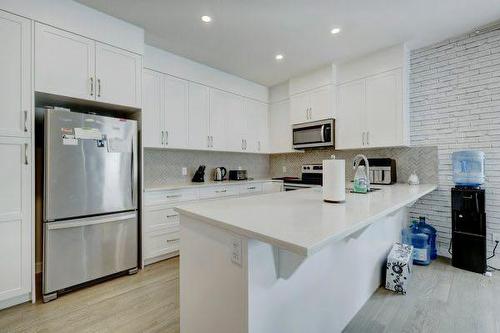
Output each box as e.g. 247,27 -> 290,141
323,158 -> 346,203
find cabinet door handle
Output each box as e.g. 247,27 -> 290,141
309,108 -> 312,120
23,110 -> 29,132
362,132 -> 365,146
367,131 -> 370,145
211,136 -> 214,147
258,141 -> 261,151
161,131 -> 164,145
165,131 -> 169,146
89,77 -> 94,96
24,143 -> 29,165
207,136 -> 210,148
97,78 -> 102,97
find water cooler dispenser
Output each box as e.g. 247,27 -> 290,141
451,151 -> 486,274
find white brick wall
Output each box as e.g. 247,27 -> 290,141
409,26 -> 500,260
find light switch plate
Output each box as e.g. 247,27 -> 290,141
282,166 -> 287,174
231,238 -> 242,266
182,167 -> 187,176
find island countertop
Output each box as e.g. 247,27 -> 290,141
175,183 -> 437,256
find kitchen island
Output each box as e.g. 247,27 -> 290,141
176,184 -> 436,333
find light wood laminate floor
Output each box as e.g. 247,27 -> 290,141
0,257 -> 498,333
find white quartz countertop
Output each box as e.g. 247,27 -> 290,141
175,184 -> 437,256
144,179 -> 282,192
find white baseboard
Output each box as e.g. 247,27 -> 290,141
0,293 -> 31,310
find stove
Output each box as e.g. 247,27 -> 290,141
274,164 -> 323,191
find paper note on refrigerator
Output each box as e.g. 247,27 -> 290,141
107,138 -> 131,153
74,127 -> 102,140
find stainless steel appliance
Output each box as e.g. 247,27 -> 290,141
214,167 -> 227,181
229,169 -> 247,181
274,164 -> 323,191
292,119 -> 334,149
360,158 -> 397,185
41,107 -> 138,302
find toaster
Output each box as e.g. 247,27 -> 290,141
229,170 -> 247,181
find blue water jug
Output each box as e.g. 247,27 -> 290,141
452,150 -> 485,187
416,217 -> 437,260
401,222 -> 432,265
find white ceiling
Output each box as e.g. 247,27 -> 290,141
77,0 -> 500,87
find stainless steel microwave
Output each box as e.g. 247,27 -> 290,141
292,119 -> 335,149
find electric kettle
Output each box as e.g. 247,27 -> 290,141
214,167 -> 227,181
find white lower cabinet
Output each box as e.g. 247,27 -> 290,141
143,181 -> 282,265
0,137 -> 32,308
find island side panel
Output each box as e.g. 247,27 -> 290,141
247,208 -> 407,333
179,215 -> 249,333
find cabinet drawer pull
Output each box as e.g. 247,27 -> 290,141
23,110 -> 29,132
463,195 -> 473,199
166,194 -> 182,199
166,214 -> 178,218
167,238 -> 180,243
247,186 -> 256,190
215,189 -> 227,193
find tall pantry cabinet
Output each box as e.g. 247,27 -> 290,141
0,10 -> 33,308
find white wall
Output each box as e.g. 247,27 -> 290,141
409,27 -> 500,262
1,0 -> 144,54
144,45 -> 268,103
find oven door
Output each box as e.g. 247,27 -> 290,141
283,183 -> 317,191
293,119 -> 334,149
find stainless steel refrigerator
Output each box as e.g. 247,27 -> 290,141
41,107 -> 138,302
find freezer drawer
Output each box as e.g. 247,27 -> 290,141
43,212 -> 138,295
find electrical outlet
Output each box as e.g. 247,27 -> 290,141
182,167 -> 187,176
238,166 -> 242,171
282,166 -> 287,174
493,233 -> 500,243
231,238 -> 242,266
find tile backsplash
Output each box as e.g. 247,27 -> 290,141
144,149 -> 270,188
270,146 -> 438,184
144,146 -> 437,189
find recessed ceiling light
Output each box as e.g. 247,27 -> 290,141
330,27 -> 341,35
275,54 -> 284,61
201,15 -> 212,23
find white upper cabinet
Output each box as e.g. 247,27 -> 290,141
269,100 -> 294,153
142,69 -> 163,148
336,80 -> 366,150
0,11 -> 31,138
289,92 -> 310,125
35,23 -> 95,101
217,90 -> 245,152
163,75 -> 188,149
188,82 -> 210,150
336,68 -> 407,149
290,84 -> 335,124
244,99 -> 269,153
95,42 -> 142,108
310,85 -> 334,121
365,69 -> 403,148
0,137 -> 32,305
335,44 -> 409,150
35,23 -> 142,108
208,89 -> 228,151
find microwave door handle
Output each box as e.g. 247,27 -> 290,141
320,124 -> 325,142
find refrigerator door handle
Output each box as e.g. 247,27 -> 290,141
47,213 -> 137,230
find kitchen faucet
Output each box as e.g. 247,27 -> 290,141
353,154 -> 371,191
